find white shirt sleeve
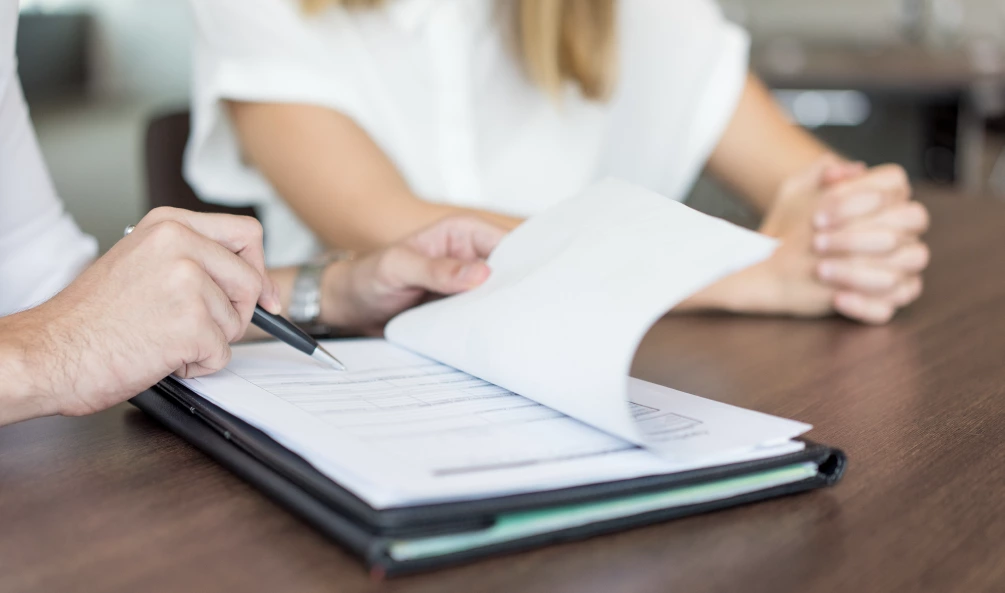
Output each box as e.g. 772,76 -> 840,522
599,0 -> 750,201
0,1 -> 97,316
185,0 -> 369,206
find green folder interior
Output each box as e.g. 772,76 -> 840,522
389,461 -> 819,561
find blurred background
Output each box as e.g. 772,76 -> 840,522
15,0 -> 1005,250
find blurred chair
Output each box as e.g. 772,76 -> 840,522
144,111 -> 256,218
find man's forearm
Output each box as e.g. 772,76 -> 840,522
0,312 -> 58,426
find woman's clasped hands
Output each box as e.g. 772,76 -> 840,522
759,156 -> 930,324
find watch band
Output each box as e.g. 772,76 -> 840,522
288,250 -> 355,336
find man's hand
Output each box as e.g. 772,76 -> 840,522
5,208 -> 279,423
321,217 -> 508,335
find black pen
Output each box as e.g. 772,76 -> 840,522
124,225 -> 346,371
251,305 -> 346,371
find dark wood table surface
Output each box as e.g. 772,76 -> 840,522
2,192 -> 1004,593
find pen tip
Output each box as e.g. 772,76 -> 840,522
312,346 -> 347,371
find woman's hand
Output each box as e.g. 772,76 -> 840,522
810,161 -> 930,323
753,156 -> 929,324
321,217 -> 509,335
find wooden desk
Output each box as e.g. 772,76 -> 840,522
2,193 -> 1005,593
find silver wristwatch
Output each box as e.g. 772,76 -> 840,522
288,250 -> 355,336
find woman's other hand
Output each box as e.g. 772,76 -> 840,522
810,161 -> 930,323
321,217 -> 509,335
757,156 -> 929,324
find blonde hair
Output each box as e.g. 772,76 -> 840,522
300,0 -> 617,100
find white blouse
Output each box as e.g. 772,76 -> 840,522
1,0 -> 97,316
186,0 -> 749,267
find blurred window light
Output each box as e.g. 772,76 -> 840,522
18,0 -> 73,11
773,90 -> 873,129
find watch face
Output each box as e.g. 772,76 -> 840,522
291,251 -> 355,326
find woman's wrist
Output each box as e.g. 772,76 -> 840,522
675,260 -> 782,316
319,260 -> 364,332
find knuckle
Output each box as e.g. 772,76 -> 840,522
915,243 -> 931,268
168,258 -> 204,289
243,216 -> 265,242
249,268 -> 264,294
212,345 -> 233,371
140,206 -> 176,226
376,248 -> 403,280
148,219 -> 188,246
880,164 -> 910,188
913,203 -> 931,230
233,266 -> 264,304
876,307 -> 896,324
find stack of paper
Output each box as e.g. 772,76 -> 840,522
181,179 -> 811,510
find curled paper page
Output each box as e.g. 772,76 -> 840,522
387,178 -> 778,452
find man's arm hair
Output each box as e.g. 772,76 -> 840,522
0,310 -> 59,426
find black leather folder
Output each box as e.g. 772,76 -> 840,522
132,380 -> 846,577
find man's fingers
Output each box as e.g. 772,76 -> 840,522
201,274 -> 246,343
137,209 -> 280,313
192,239 -> 263,331
174,322 -> 232,379
153,223 -> 263,332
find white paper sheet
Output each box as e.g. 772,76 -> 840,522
176,179 -> 806,509
183,339 -> 809,509
387,178 -> 778,451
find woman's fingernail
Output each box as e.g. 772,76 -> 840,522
814,212 -> 830,229
818,261 -> 837,280
814,234 -> 830,252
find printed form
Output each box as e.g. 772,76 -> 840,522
185,340 -> 808,509
181,179 -> 811,509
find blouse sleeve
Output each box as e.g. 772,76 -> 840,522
184,0 -> 369,207
598,0 -> 751,202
